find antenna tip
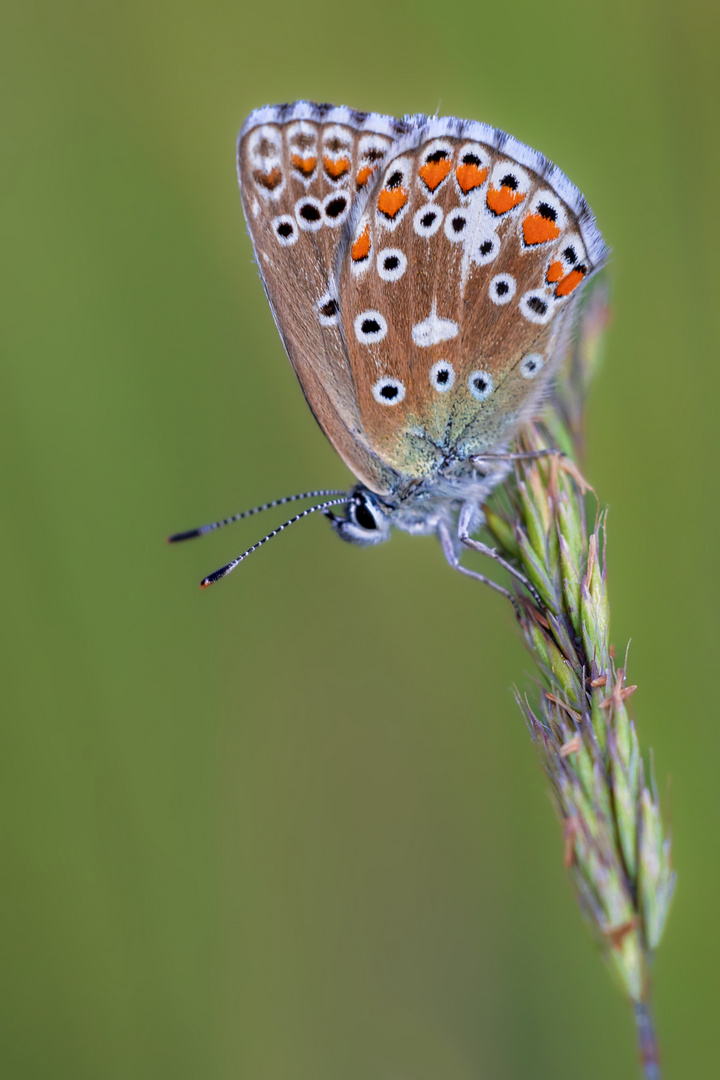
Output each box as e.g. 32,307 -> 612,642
168,528 -> 203,543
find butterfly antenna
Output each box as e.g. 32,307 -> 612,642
167,489 -> 347,543
200,496 -> 351,589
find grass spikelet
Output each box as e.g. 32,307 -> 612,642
484,283 -> 674,1078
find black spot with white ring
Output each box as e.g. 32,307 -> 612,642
377,248 -> 407,282
316,292 -> 339,327
489,273 -> 516,305
444,210 -> 468,242
354,310 -> 388,345
429,360 -> 455,393
323,192 -> 350,227
413,204 -> 444,237
372,377 -> 405,405
520,353 -> 544,380
295,197 -> 323,232
473,233 -> 499,265
520,290 -> 553,324
468,370 -> 494,401
273,215 -> 298,246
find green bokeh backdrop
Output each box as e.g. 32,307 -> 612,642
3,2 -> 718,1077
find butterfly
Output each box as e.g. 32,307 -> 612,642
170,102 -> 606,600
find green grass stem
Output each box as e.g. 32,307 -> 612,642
484,284 -> 674,1079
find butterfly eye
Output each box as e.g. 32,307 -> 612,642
520,353 -> 544,380
333,487 -> 391,546
468,370 -> 494,401
489,273 -> 516,305
352,494 -> 379,531
429,360 -> 455,392
372,377 -> 405,405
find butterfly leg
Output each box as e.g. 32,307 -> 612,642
469,448 -> 563,465
456,503 -> 542,607
438,522 -> 521,617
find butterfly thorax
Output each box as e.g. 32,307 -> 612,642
329,451 -> 511,547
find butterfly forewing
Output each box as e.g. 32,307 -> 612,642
338,126 -> 604,476
237,104 -> 409,494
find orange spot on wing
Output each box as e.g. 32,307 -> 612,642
555,267 -> 587,297
377,187 -> 408,218
351,224 -> 371,262
455,162 -> 488,193
486,185 -> 526,215
253,167 -> 282,191
523,214 -> 561,246
324,155 -> 350,179
419,158 -> 452,191
356,165 -> 375,187
546,260 -> 565,283
291,154 -> 317,176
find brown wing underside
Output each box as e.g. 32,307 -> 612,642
238,108 -> 602,493
337,135 -> 598,478
237,113 -> 400,493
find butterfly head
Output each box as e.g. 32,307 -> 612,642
326,486 -> 393,546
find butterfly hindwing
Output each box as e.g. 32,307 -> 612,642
337,122 -> 605,478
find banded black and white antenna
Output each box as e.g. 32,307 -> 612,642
198,496 -> 351,588
167,489 -> 347,543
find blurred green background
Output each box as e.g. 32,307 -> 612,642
2,1 -> 718,1076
